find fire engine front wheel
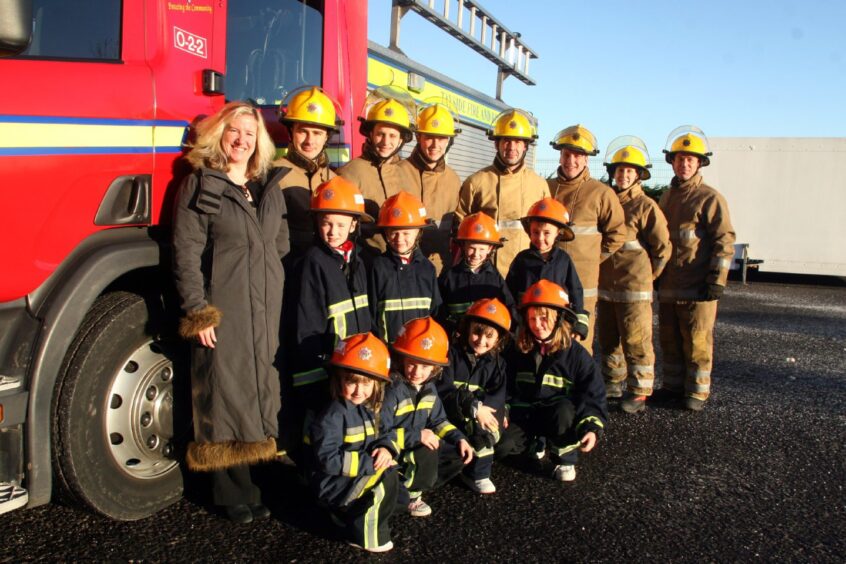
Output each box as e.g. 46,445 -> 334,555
53,291 -> 187,520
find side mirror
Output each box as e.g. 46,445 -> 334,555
0,0 -> 32,56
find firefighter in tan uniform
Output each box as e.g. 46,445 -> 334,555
658,126 -> 735,411
596,136 -> 672,413
455,108 -> 549,278
338,88 -> 418,260
549,125 -> 626,355
398,103 -> 462,273
274,86 -> 340,258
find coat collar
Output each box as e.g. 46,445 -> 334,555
409,146 -> 446,173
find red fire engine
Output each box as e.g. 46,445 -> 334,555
0,0 -> 369,520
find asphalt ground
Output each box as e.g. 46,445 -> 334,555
2,278 -> 845,562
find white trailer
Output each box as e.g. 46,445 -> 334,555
705,137 -> 846,277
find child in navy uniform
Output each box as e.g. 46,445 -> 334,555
498,280 -> 607,482
437,298 -> 512,494
438,212 -> 515,335
381,317 -> 473,516
369,191 -> 441,343
310,333 -> 398,553
289,177 -> 373,464
506,197 -> 588,340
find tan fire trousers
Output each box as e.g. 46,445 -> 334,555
597,300 -> 656,395
658,301 -> 718,401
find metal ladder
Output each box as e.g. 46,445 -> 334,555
389,0 -> 538,100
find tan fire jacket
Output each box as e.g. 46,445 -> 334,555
599,183 -> 672,302
398,149 -> 460,273
272,151 -> 336,255
549,167 -> 626,297
658,173 -> 736,302
456,158 -> 550,277
337,144 -> 418,257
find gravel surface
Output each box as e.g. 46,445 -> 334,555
2,279 -> 844,562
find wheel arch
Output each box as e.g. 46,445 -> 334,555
25,227 -> 168,508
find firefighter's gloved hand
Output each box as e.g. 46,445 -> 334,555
705,283 -> 724,301
456,388 -> 476,418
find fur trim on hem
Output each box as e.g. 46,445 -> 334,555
186,437 -> 277,472
179,305 -> 222,339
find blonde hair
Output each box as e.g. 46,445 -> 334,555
331,369 -> 386,426
517,306 -> 572,354
185,101 -> 276,180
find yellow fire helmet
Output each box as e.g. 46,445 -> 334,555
550,124 -> 599,156
603,135 -> 652,180
663,125 -> 712,167
279,86 -> 342,131
358,85 -> 416,142
487,108 -> 538,143
416,102 -> 460,137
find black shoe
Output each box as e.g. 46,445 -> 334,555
621,394 -> 647,414
225,504 -> 253,524
605,381 -> 623,398
249,503 -> 271,520
683,397 -> 706,411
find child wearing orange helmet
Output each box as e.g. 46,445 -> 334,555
310,333 -> 399,553
286,177 -> 373,464
498,280 -> 607,482
506,197 -> 588,340
380,317 -> 473,517
436,298 -> 512,494
368,191 -> 442,343
437,212 -> 515,335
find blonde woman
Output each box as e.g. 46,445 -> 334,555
172,101 -> 290,523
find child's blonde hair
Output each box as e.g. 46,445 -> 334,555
457,317 -> 509,355
185,101 -> 276,180
516,306 -> 572,354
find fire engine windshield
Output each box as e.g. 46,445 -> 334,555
226,0 -> 323,107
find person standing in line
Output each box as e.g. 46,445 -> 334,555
548,124 -> 626,355
597,136 -> 671,412
658,126 -> 735,411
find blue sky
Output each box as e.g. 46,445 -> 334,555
368,0 -> 845,170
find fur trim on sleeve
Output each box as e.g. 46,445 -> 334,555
186,437 -> 278,472
179,305 -> 222,339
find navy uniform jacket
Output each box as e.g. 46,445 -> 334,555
506,245 -> 585,316
368,248 -> 441,343
380,375 -> 465,454
437,260 -> 515,333
507,342 -> 607,437
294,239 -> 371,394
310,398 -> 396,506
437,345 -> 508,419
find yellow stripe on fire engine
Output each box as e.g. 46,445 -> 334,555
367,56 -> 500,128
0,122 -> 186,149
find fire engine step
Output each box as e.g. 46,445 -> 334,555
0,482 -> 27,515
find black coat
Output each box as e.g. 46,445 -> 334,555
172,167 -> 288,463
437,260 -> 515,333
506,245 -> 586,315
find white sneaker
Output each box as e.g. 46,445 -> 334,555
349,540 -> 394,553
0,482 -> 28,515
407,496 -> 432,517
553,464 -> 576,482
461,474 -> 496,494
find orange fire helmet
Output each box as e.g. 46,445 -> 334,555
376,191 -> 434,229
520,280 -> 573,312
311,177 -> 374,222
329,332 -> 391,382
455,212 -> 504,247
464,298 -> 512,334
521,198 -> 575,242
392,317 -> 450,366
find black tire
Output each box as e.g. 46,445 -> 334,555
52,291 -> 189,520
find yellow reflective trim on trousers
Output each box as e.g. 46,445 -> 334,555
553,441 -> 582,456
396,427 -> 405,451
711,257 -> 732,270
292,367 -> 328,387
403,450 -> 417,489
577,416 -> 605,430
629,364 -> 655,375
475,446 -> 495,457
343,450 -> 359,477
363,481 -> 385,550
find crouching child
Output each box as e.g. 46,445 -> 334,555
498,280 -> 607,482
382,317 -> 473,517
437,298 -> 512,495
310,333 -> 398,553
